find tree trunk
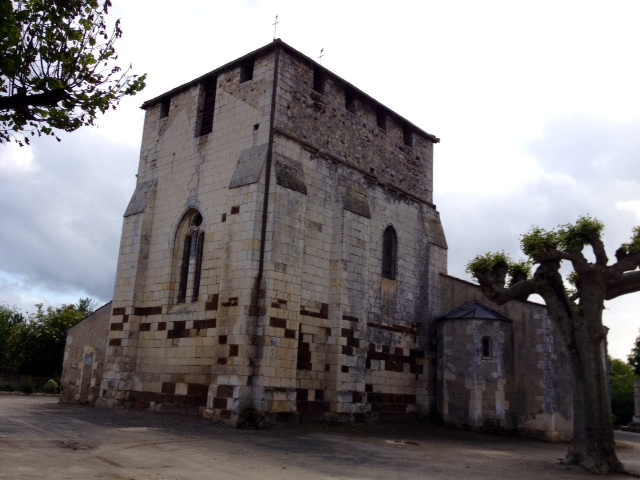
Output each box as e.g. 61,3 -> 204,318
563,310 -> 624,474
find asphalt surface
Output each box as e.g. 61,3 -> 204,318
1,395 -> 639,479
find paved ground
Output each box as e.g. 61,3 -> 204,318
1,395 -> 639,479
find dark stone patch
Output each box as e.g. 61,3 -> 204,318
269,317 -> 287,329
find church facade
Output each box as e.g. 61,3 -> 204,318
63,40 -> 572,439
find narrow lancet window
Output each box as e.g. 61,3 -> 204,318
192,232 -> 205,302
382,226 -> 398,280
177,234 -> 192,304
198,77 -> 217,136
481,336 -> 492,359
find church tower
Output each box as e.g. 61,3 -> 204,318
96,40 -> 448,425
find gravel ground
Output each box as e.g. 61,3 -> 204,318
1,395 -> 638,479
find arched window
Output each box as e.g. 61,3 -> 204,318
173,210 -> 205,304
481,336 -> 492,359
382,226 -> 397,280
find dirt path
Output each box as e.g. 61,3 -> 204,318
1,395 -> 638,479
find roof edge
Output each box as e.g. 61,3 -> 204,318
140,39 -> 440,143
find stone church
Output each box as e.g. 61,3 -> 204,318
61,40 -> 572,440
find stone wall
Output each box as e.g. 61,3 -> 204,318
60,302 -> 111,404
437,275 -> 573,440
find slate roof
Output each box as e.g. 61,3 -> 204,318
436,301 -> 511,322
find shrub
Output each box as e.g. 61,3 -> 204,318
43,379 -> 59,394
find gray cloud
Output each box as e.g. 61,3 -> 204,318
0,131 -> 138,307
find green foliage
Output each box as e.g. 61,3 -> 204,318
507,260 -> 532,286
43,378 -> 59,393
520,226 -> 559,258
465,251 -> 510,277
520,216 -> 605,258
1,298 -> 91,377
558,216 -> 604,252
609,357 -> 635,426
629,330 -> 640,376
621,226 -> 640,256
20,377 -> 34,394
466,252 -> 530,287
0,0 -> 146,145
0,304 -> 25,369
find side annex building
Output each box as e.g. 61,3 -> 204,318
61,40 -> 572,440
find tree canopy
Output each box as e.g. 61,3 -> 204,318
0,298 -> 92,378
609,357 -> 636,427
0,0 -> 146,145
466,216 -> 640,474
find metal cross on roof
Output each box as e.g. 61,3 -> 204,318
272,14 -> 279,40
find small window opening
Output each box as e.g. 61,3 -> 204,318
345,87 -> 356,113
160,97 -> 170,119
240,58 -> 255,83
481,336 -> 492,359
376,106 -> 386,130
198,76 -> 217,137
313,66 -> 325,94
177,234 -> 192,304
253,124 -> 260,131
403,124 -> 413,147
382,226 -> 398,280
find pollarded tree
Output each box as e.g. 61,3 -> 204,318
0,0 -> 146,145
466,216 -> 640,474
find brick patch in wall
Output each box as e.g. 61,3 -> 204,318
133,306 -> 163,316
110,322 -> 123,331
193,319 -> 216,330
366,391 -> 417,413
367,322 -> 420,336
271,298 -> 288,309
108,339 -> 121,346
130,384 -> 209,410
221,297 -> 239,307
299,303 -> 329,319
112,307 -> 126,315
340,328 -> 360,348
205,294 -> 219,311
366,342 -> 426,374
139,323 -> 151,332
230,206 -> 240,214
269,317 -> 287,329
296,388 -> 329,415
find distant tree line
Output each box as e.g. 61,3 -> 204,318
0,298 -> 93,378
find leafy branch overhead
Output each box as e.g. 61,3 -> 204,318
466,216 -> 640,305
0,0 -> 146,145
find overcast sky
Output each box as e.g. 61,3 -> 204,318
1,0 -> 640,359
